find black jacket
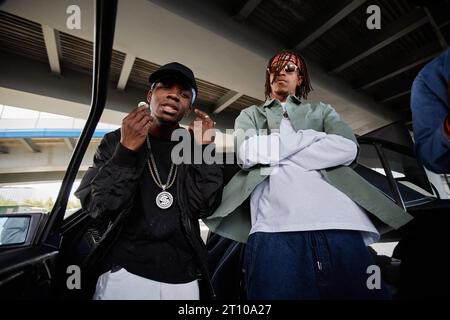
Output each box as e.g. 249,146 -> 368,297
75,128 -> 223,299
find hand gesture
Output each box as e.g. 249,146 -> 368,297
188,109 -> 216,145
120,104 -> 154,151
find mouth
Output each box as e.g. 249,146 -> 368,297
161,104 -> 179,115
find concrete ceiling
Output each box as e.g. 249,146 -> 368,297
0,0 -> 423,135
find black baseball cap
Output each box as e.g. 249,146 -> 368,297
148,62 -> 198,96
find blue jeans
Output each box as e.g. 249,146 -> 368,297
244,230 -> 391,300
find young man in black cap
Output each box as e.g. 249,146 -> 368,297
75,62 -> 223,300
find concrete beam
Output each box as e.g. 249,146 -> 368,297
64,138 -> 77,151
294,0 -> 367,51
0,45 -> 393,136
212,91 -> 243,114
234,0 -> 263,23
150,0 -> 399,132
424,7 -> 448,49
0,171 -> 86,185
331,10 -> 428,73
439,19 -> 450,28
0,52 -> 238,130
117,54 -> 136,90
357,43 -> 441,89
0,51 -> 139,121
20,138 -> 41,153
0,142 -> 96,184
380,90 -> 411,103
41,25 -> 61,74
2,0 -> 268,99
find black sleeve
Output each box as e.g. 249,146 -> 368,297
183,143 -> 224,220
74,130 -> 141,220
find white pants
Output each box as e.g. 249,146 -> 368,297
93,267 -> 200,300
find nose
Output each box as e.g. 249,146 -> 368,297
167,89 -> 180,102
279,67 -> 287,76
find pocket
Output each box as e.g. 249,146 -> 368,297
244,234 -> 259,279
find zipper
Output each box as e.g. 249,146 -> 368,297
177,164 -> 216,299
317,261 -> 323,271
310,232 -> 323,272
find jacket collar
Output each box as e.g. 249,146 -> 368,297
262,95 -> 302,108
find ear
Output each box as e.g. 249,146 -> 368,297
146,90 -> 152,103
185,106 -> 192,117
297,74 -> 303,87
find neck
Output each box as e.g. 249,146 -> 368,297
148,120 -> 179,140
271,93 -> 289,103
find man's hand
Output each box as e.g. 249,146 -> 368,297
120,104 -> 154,151
188,109 -> 216,145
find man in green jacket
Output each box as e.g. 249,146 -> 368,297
204,50 -> 413,299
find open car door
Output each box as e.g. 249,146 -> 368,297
0,0 -> 117,299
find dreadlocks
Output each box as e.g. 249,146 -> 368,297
264,50 -> 313,101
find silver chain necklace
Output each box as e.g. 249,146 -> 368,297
146,136 -> 177,209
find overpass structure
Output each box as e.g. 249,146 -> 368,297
0,0 -> 415,134
0,127 -> 108,184
1,0 -> 448,185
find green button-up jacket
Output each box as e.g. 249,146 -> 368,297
204,96 -> 413,243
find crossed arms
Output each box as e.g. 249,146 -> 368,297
235,104 -> 358,171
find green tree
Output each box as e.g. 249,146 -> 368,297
44,197 -> 54,211
67,199 -> 81,209
0,198 -> 18,206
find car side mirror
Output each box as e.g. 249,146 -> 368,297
0,213 -> 46,248
0,216 -> 30,246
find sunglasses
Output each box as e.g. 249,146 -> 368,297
267,62 -> 300,74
